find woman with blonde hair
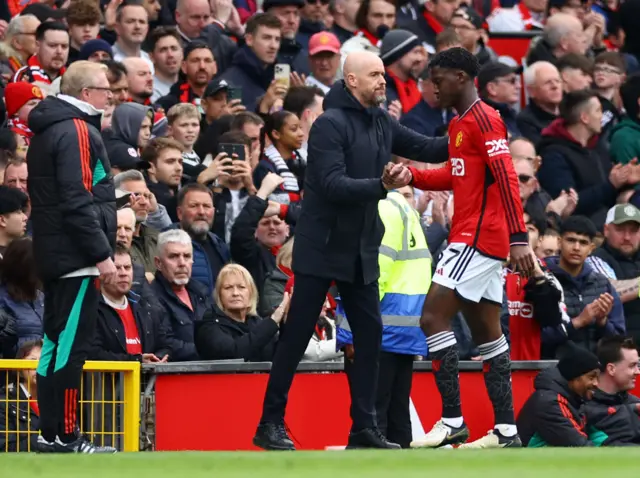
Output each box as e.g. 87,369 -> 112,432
195,264 -> 290,361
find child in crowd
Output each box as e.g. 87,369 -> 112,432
166,103 -> 202,182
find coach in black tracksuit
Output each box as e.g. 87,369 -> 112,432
253,56 -> 449,451
27,64 -> 117,453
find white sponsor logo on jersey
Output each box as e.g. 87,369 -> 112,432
485,139 -> 509,157
507,300 -> 533,318
451,157 -> 465,176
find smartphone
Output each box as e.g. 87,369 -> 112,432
274,63 -> 291,89
228,87 -> 242,102
218,143 -> 246,162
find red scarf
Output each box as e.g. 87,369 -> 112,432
356,29 -> 380,48
8,117 -> 33,140
270,244 -> 282,257
422,10 -> 445,35
386,70 -> 421,113
518,2 -> 538,31
279,265 -> 293,277
18,55 -> 65,84
179,82 -> 200,104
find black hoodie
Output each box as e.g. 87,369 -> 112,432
27,96 -> 116,282
293,81 -> 448,284
517,367 -> 594,447
584,388 -> 640,446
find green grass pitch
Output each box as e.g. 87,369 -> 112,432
1,449 -> 638,477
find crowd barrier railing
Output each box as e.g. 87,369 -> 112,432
0,360 -> 141,452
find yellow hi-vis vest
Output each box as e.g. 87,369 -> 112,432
336,191 -> 431,355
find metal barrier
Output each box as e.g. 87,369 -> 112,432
0,360 -> 141,452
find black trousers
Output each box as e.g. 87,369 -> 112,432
261,272 -> 383,431
374,352 -> 414,448
37,276 -> 99,442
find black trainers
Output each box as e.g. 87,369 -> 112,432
458,429 -> 522,449
54,436 -> 117,454
253,422 -> 295,451
346,428 -> 401,449
35,435 -> 56,453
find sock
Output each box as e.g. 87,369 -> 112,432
427,331 -> 462,419
442,417 -> 463,428
479,335 -> 516,426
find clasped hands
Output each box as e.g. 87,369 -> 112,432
382,162 -> 413,190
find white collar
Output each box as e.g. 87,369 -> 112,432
57,94 -> 103,116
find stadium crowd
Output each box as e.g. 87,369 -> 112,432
1,0 -> 640,451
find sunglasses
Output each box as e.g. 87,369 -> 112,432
518,174 -> 533,184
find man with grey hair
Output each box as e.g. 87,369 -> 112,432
526,13 -> 590,67
114,169 -> 172,275
517,61 -> 563,144
27,60 -> 117,454
254,50 -> 448,451
1,14 -> 40,74
151,229 -> 212,361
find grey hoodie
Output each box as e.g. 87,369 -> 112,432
104,102 -> 152,170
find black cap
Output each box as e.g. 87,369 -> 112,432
263,0 -> 304,10
0,185 -> 28,216
183,40 -> 213,61
477,61 -> 523,92
204,78 -> 230,98
557,342 -> 601,382
452,5 -> 484,30
379,29 -> 421,67
21,4 -> 66,22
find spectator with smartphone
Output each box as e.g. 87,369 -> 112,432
199,131 -> 257,243
218,13 -> 282,109
231,172 -> 290,294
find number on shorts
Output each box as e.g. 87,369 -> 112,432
441,248 -> 461,268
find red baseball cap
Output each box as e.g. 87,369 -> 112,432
308,32 -> 341,56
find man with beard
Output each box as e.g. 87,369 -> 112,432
592,205 -> 640,345
13,22 -> 68,85
156,41 -> 217,112
112,0 -> 151,64
296,0 -> 328,50
585,335 -> 640,446
175,183 -> 230,294
149,27 -> 184,102
122,57 -> 154,105
253,50 -> 449,451
379,29 -> 424,115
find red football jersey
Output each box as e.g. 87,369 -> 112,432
409,100 -> 527,259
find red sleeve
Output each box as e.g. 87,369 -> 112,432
408,164 -> 453,191
479,113 -> 528,245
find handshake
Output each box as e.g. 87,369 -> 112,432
382,162 -> 413,190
